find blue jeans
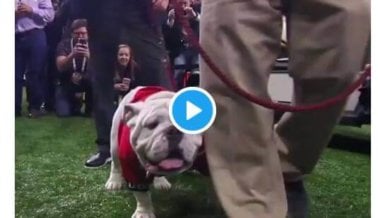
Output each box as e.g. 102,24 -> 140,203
174,49 -> 199,89
55,80 -> 92,117
15,29 -> 47,113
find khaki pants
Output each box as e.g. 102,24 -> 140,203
199,0 -> 370,217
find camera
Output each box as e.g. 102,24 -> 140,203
73,38 -> 87,47
72,37 -> 89,73
78,38 -> 87,45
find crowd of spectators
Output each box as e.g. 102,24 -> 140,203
15,0 -> 201,118
16,0 -> 202,168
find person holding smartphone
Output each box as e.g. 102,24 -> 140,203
113,44 -> 140,103
55,19 -> 92,117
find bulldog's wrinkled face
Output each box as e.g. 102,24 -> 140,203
123,93 -> 202,176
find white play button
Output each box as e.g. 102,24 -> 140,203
186,101 -> 202,120
170,87 -> 217,134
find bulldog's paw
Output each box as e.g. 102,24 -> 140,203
131,210 -> 156,218
153,176 -> 171,191
105,173 -> 125,190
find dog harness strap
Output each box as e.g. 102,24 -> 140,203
130,86 -> 167,103
118,122 -> 151,191
118,86 -> 166,191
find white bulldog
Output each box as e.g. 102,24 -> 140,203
105,86 -> 206,218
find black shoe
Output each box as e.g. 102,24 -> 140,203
84,152 -> 111,168
28,109 -> 47,118
285,180 -> 309,218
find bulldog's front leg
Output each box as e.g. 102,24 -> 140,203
105,130 -> 125,190
105,161 -> 125,190
132,191 -> 155,218
153,176 -> 171,190
105,103 -> 126,190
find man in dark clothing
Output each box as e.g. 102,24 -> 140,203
83,0 -> 173,168
55,19 -> 92,117
53,0 -> 89,38
43,0 -> 64,112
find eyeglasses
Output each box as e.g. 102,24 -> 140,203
73,31 -> 88,36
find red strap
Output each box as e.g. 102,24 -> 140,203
171,0 -> 371,112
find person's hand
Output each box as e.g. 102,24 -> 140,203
152,0 -> 169,12
119,83 -> 130,92
16,3 -> 33,17
183,6 -> 197,19
168,9 -> 175,20
114,83 -> 130,92
72,43 -> 90,59
167,9 -> 175,27
71,72 -> 82,85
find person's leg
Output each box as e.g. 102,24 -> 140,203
84,41 -> 116,167
276,0 -> 370,216
84,0 -> 123,168
189,49 -> 199,71
15,36 -> 27,116
70,83 -> 86,115
277,0 -> 370,179
54,85 -> 72,117
184,48 -> 198,72
25,29 -> 48,117
71,94 -> 83,116
45,51 -> 58,111
83,78 -> 93,116
200,0 -> 286,217
173,53 -> 186,89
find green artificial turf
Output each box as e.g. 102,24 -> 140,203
16,115 -> 370,217
333,125 -> 371,141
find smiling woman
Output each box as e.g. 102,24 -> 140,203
113,44 -> 140,100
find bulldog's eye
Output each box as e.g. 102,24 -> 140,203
146,121 -> 158,130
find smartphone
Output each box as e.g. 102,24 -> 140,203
78,38 -> 87,45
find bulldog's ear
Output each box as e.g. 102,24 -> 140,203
123,102 -> 143,122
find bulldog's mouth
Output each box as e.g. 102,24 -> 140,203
145,158 -> 187,174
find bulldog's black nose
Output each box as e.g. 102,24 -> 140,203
167,126 -> 182,136
167,126 -> 184,159
168,147 -> 183,159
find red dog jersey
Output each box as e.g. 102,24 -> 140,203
117,87 -> 208,192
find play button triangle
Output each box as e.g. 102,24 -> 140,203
186,101 -> 202,120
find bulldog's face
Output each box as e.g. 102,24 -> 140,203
123,92 -> 202,176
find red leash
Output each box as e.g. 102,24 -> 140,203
171,1 -> 371,112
